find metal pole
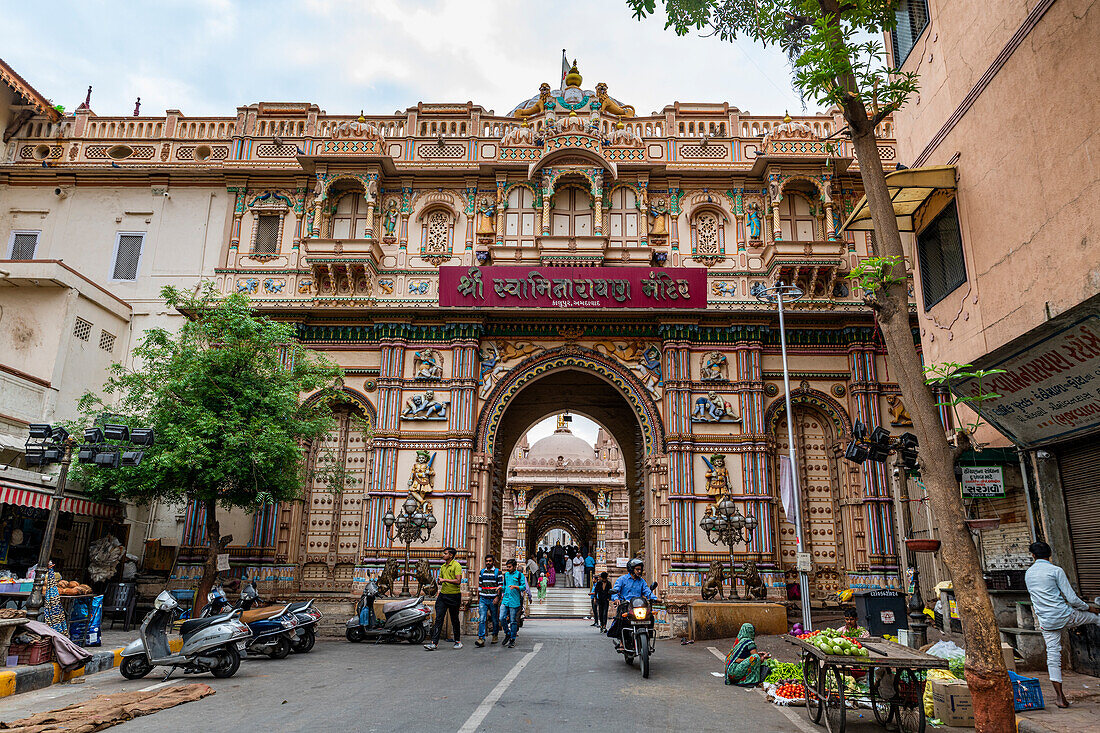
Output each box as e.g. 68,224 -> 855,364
26,449 -> 71,616
402,538 -> 412,597
776,291 -> 812,631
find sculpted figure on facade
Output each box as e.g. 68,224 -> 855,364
648,198 -> 668,235
608,122 -> 642,148
886,395 -> 914,426
382,198 -> 399,238
478,341 -> 505,399
700,351 -> 729,381
501,123 -> 534,147
746,202 -> 763,240
595,82 -> 635,118
476,196 -> 496,237
691,392 -> 741,423
407,450 -> 436,503
703,453 -> 731,498
636,345 -> 663,397
412,348 -> 443,380
512,82 -> 553,119
402,391 -> 448,420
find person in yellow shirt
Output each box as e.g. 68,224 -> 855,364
425,547 -> 464,650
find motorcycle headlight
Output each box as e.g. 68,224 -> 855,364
207,592 -> 216,602
632,606 -> 649,620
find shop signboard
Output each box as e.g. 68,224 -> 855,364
439,266 -> 707,309
954,311 -> 1100,446
960,465 -> 1005,498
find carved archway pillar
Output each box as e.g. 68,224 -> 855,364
540,171 -> 552,235
592,170 -> 604,236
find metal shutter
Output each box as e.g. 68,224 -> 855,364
10,232 -> 38,259
1057,440 -> 1100,597
112,234 -> 143,280
253,215 -> 280,254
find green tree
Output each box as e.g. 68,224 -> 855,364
629,2 -> 1013,727
72,284 -> 343,603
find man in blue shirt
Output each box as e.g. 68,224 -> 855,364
606,558 -> 655,643
1024,541 -> 1100,707
584,552 -> 596,586
475,554 -> 502,647
500,558 -> 528,648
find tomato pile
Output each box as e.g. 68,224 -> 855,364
774,682 -> 806,699
795,628 -> 870,657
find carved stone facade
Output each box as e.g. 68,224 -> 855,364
0,61 -> 911,610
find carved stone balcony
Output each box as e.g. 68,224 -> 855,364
303,238 -> 385,297
761,239 -> 849,302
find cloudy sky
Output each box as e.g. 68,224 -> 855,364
4,0 -> 812,119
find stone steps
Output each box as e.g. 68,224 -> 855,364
527,588 -> 593,618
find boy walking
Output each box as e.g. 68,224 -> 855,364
476,554 -> 502,647
500,559 -> 528,648
425,547 -> 464,651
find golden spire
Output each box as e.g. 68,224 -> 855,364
783,110 -> 792,124
565,59 -> 582,88
357,110 -> 366,123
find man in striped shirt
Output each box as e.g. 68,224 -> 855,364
475,554 -> 503,647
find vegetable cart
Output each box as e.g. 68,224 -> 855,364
782,634 -> 949,733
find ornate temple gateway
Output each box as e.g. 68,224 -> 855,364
2,62 -> 910,620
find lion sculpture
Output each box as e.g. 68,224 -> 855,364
376,557 -> 399,597
414,558 -> 438,597
595,82 -> 635,118
700,559 -> 726,600
735,559 -> 769,601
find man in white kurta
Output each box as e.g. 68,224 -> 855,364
1024,541 -> 1100,708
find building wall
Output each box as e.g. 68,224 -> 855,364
892,0 -> 1100,366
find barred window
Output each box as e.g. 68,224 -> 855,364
917,200 -> 966,309
112,233 -> 144,280
890,0 -> 929,67
8,231 -> 39,259
99,330 -> 116,353
253,214 -> 281,254
73,318 -> 92,342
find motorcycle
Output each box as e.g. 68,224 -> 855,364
202,582 -> 299,659
611,583 -> 659,679
345,576 -> 431,644
120,590 -> 250,680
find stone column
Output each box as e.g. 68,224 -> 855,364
638,179 -> 649,246
592,171 -> 604,236
540,173 -> 552,236
228,186 -> 247,252
824,203 -> 836,240
494,178 -> 507,246
772,200 -> 782,241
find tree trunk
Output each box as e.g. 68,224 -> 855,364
846,124 -> 1014,731
196,496 -> 221,610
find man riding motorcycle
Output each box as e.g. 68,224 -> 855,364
606,558 -> 655,646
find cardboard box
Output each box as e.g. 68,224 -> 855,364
1002,642 -> 1017,673
932,678 -> 975,727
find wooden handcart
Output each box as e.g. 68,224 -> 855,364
782,634 -> 949,733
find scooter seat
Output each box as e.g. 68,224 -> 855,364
241,605 -> 285,624
179,611 -> 236,636
286,600 -> 311,613
382,596 -> 422,616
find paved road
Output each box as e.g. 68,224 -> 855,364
0,620 -> 840,732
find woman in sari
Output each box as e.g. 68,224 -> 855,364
724,623 -> 770,687
547,563 -> 556,587
537,573 -> 547,602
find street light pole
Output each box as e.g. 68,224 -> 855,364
753,282 -> 811,631
25,446 -> 71,616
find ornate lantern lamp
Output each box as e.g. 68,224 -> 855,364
383,491 -> 437,596
700,494 -> 759,597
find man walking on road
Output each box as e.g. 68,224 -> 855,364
500,558 -> 528,648
475,554 -> 502,648
1024,541 -> 1100,707
425,547 -> 464,651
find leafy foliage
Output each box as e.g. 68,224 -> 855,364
846,255 -> 906,299
627,0 -> 919,128
923,362 -> 1007,435
70,283 -> 343,513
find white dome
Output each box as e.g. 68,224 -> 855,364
527,428 -> 595,463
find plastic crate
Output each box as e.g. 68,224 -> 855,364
1009,670 -> 1045,711
11,638 -> 53,666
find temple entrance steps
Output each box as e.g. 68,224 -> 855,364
527,587 -> 593,619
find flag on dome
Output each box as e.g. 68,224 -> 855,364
560,49 -> 569,91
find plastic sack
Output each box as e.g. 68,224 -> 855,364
926,640 -> 965,661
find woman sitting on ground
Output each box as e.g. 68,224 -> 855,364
724,623 -> 770,687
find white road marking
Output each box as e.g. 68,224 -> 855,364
457,642 -> 543,733
709,643 -> 816,733
138,679 -> 182,692
707,646 -> 725,661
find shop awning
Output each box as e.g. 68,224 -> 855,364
0,481 -> 122,518
0,484 -> 51,510
840,165 -> 957,233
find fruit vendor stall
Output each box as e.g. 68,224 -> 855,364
784,628 -> 949,733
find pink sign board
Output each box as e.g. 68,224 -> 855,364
439,266 -> 707,309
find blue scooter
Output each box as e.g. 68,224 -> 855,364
202,583 -> 298,659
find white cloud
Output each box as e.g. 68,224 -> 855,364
4,0 -> 812,117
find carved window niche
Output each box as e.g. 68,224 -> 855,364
778,192 -> 819,242
420,208 -> 455,265
690,210 -> 726,266
247,192 -> 291,261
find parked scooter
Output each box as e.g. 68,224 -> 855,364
120,590 -> 251,680
203,582 -> 299,659
283,599 -> 322,653
345,576 -> 431,644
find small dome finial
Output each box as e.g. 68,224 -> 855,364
357,110 -> 366,123
565,59 -> 582,88
783,110 -> 792,123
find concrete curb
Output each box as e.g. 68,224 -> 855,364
0,647 -> 124,698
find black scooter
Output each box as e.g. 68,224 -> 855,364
611,583 -> 659,679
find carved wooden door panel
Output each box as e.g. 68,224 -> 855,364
776,407 -> 842,600
299,405 -> 369,592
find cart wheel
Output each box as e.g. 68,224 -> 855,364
821,665 -> 846,733
868,667 -> 895,727
892,669 -> 926,733
804,655 -> 823,724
